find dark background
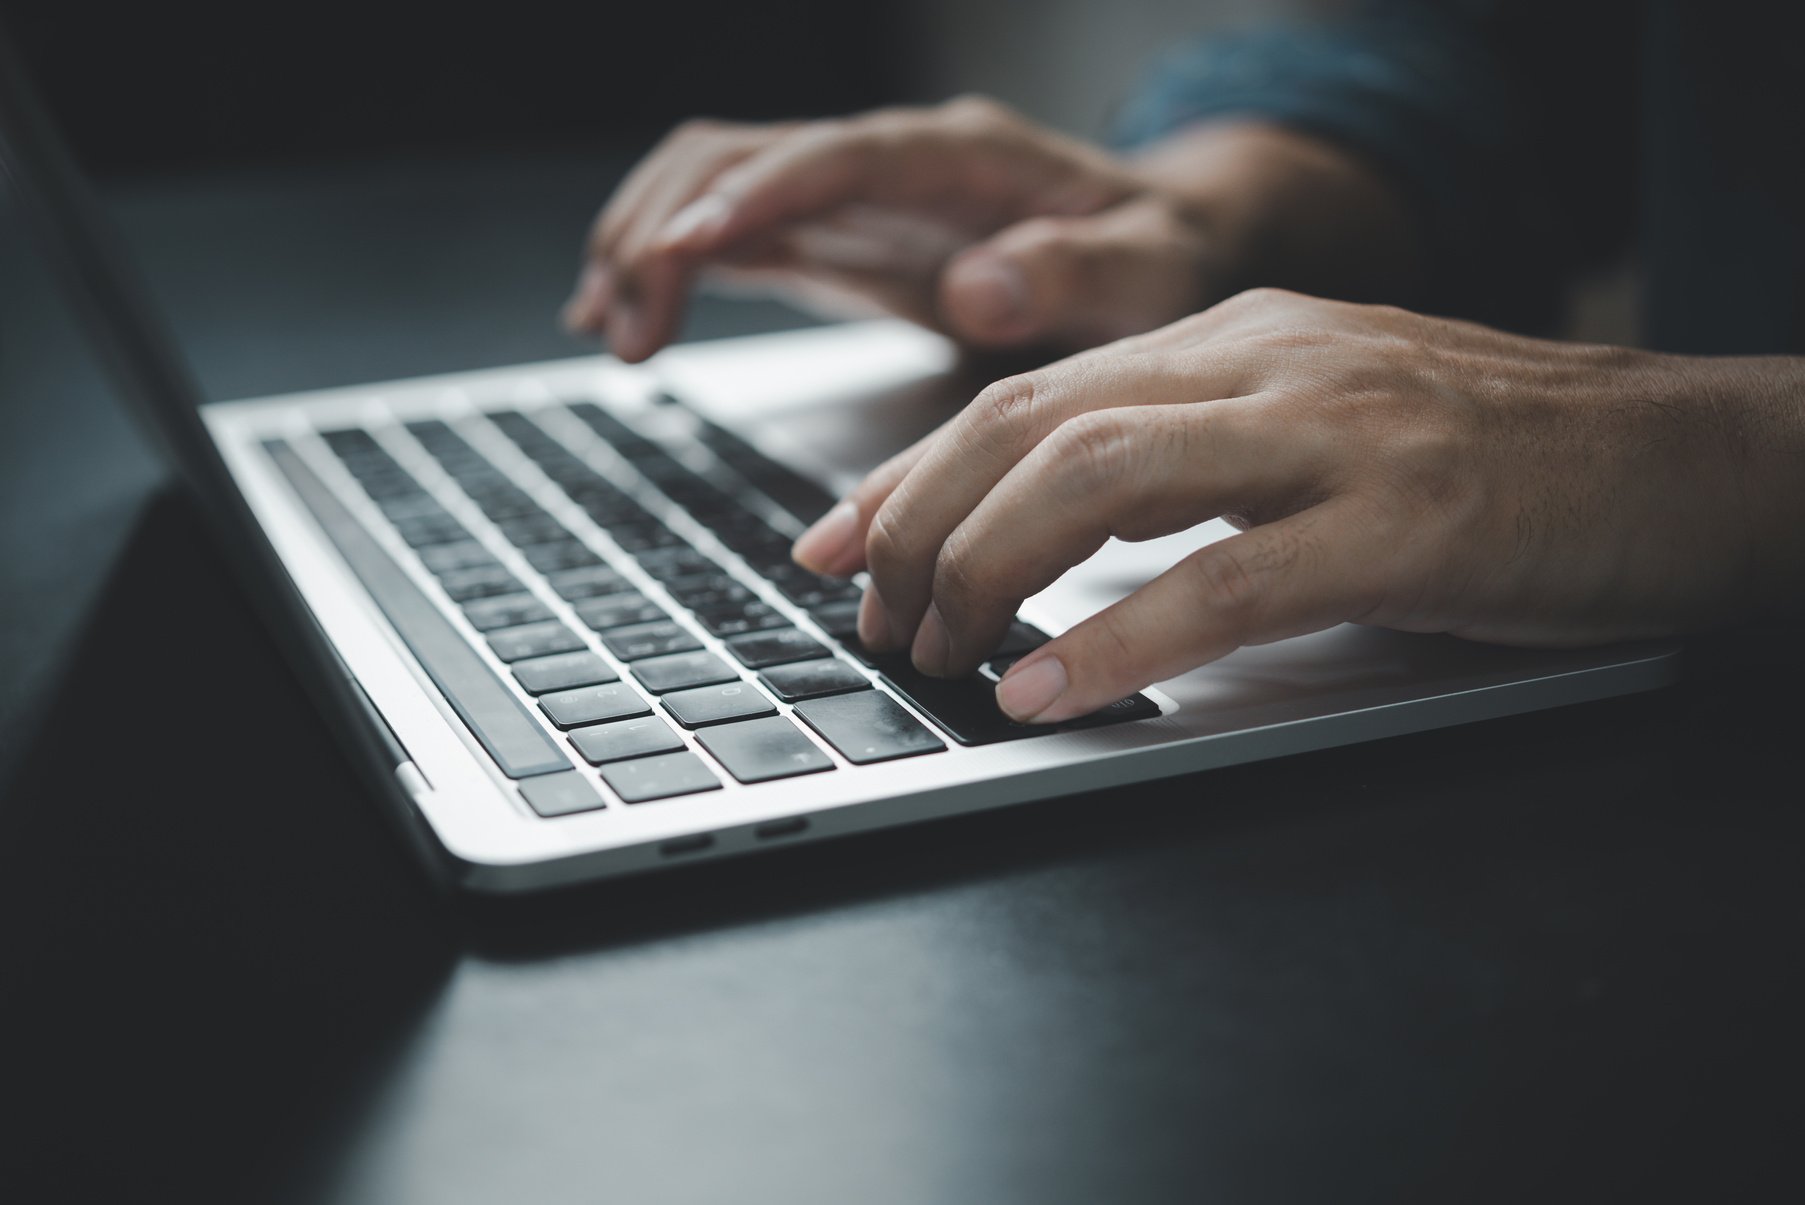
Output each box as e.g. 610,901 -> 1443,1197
4,3 -> 1796,1202
0,0 -> 914,175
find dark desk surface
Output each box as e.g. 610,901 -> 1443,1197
3,151 -> 1801,1205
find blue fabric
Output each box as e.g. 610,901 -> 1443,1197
1111,1 -> 1805,352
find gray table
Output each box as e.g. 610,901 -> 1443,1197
3,151 -> 1800,1205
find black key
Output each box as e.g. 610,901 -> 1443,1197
725,628 -> 829,669
573,593 -> 668,631
792,691 -> 946,764
696,717 -> 834,784
758,658 -> 871,703
266,441 -> 569,779
419,541 -> 499,574
511,651 -> 619,695
436,565 -> 522,602
523,540 -> 603,573
487,621 -> 586,663
696,602 -> 788,638
661,681 -> 778,728
634,546 -> 716,582
599,750 -> 722,803
461,593 -> 553,632
808,598 -> 861,638
632,650 -> 740,695
877,661 -> 1054,746
600,620 -> 702,661
538,681 -> 653,729
1061,692 -> 1163,728
663,572 -> 753,611
607,521 -> 682,553
495,513 -> 572,547
545,564 -> 631,601
519,771 -> 606,818
995,621 -> 1051,657
392,513 -> 470,548
770,568 -> 862,608
568,716 -> 687,765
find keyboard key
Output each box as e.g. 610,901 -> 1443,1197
523,540 -> 603,573
573,593 -> 668,631
696,717 -> 834,783
436,565 -> 522,602
538,682 -> 653,729
661,681 -> 778,728
419,541 -> 499,574
792,691 -> 946,764
599,750 -> 722,803
758,658 -> 871,703
632,650 -> 740,694
1061,692 -> 1163,728
634,546 -> 716,582
392,513 -> 470,548
461,593 -> 554,632
996,621 -> 1051,657
696,601 -> 789,638
807,598 -> 861,638
495,513 -> 572,547
663,572 -> 753,611
601,620 -> 702,661
268,440 -> 569,779
725,628 -> 829,669
877,662 -> 1054,745
545,564 -> 631,601
568,716 -> 687,765
511,650 -> 619,695
518,771 -> 606,818
487,621 -> 586,663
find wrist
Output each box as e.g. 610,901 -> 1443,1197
1127,120 -> 1429,306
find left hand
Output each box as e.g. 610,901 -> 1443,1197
788,288 -> 1805,722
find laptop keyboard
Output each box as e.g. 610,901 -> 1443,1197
273,399 -> 1158,818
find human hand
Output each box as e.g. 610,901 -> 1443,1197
563,97 -> 1225,362
789,288 -> 1805,722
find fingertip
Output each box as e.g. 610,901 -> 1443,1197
562,262 -> 613,333
995,653 -> 1069,723
792,500 -> 860,574
940,251 -> 1031,345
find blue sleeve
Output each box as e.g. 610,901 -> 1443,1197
1113,3 -> 1637,333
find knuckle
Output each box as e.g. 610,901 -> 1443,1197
672,116 -> 724,141
966,373 -> 1043,453
931,530 -> 990,612
863,503 -> 917,579
1048,410 -> 1134,491
939,94 -> 1014,131
1189,544 -> 1265,628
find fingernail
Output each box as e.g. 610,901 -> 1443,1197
997,655 -> 1067,722
858,584 -> 901,651
562,263 -> 612,332
791,501 -> 859,573
952,255 -> 1027,332
657,194 -> 732,247
912,603 -> 950,677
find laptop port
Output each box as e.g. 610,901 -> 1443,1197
754,817 -> 809,840
659,833 -> 714,857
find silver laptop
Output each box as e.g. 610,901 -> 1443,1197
1,36 -> 1678,892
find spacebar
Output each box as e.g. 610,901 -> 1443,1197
265,439 -> 571,778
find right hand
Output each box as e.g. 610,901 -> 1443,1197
563,96 -> 1228,362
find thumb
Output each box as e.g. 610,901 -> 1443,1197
936,198 -> 1210,349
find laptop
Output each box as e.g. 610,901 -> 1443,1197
0,35 -> 1679,892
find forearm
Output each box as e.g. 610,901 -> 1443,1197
1129,120 -> 1430,308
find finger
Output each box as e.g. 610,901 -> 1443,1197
859,344 -> 1264,651
603,129 -> 775,360
937,199 -> 1210,349
789,429 -> 940,577
569,120 -> 774,339
994,501 -> 1383,723
916,399 -> 1320,676
658,101 -> 1134,264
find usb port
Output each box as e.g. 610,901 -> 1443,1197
659,833 -> 714,857
754,817 -> 809,840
